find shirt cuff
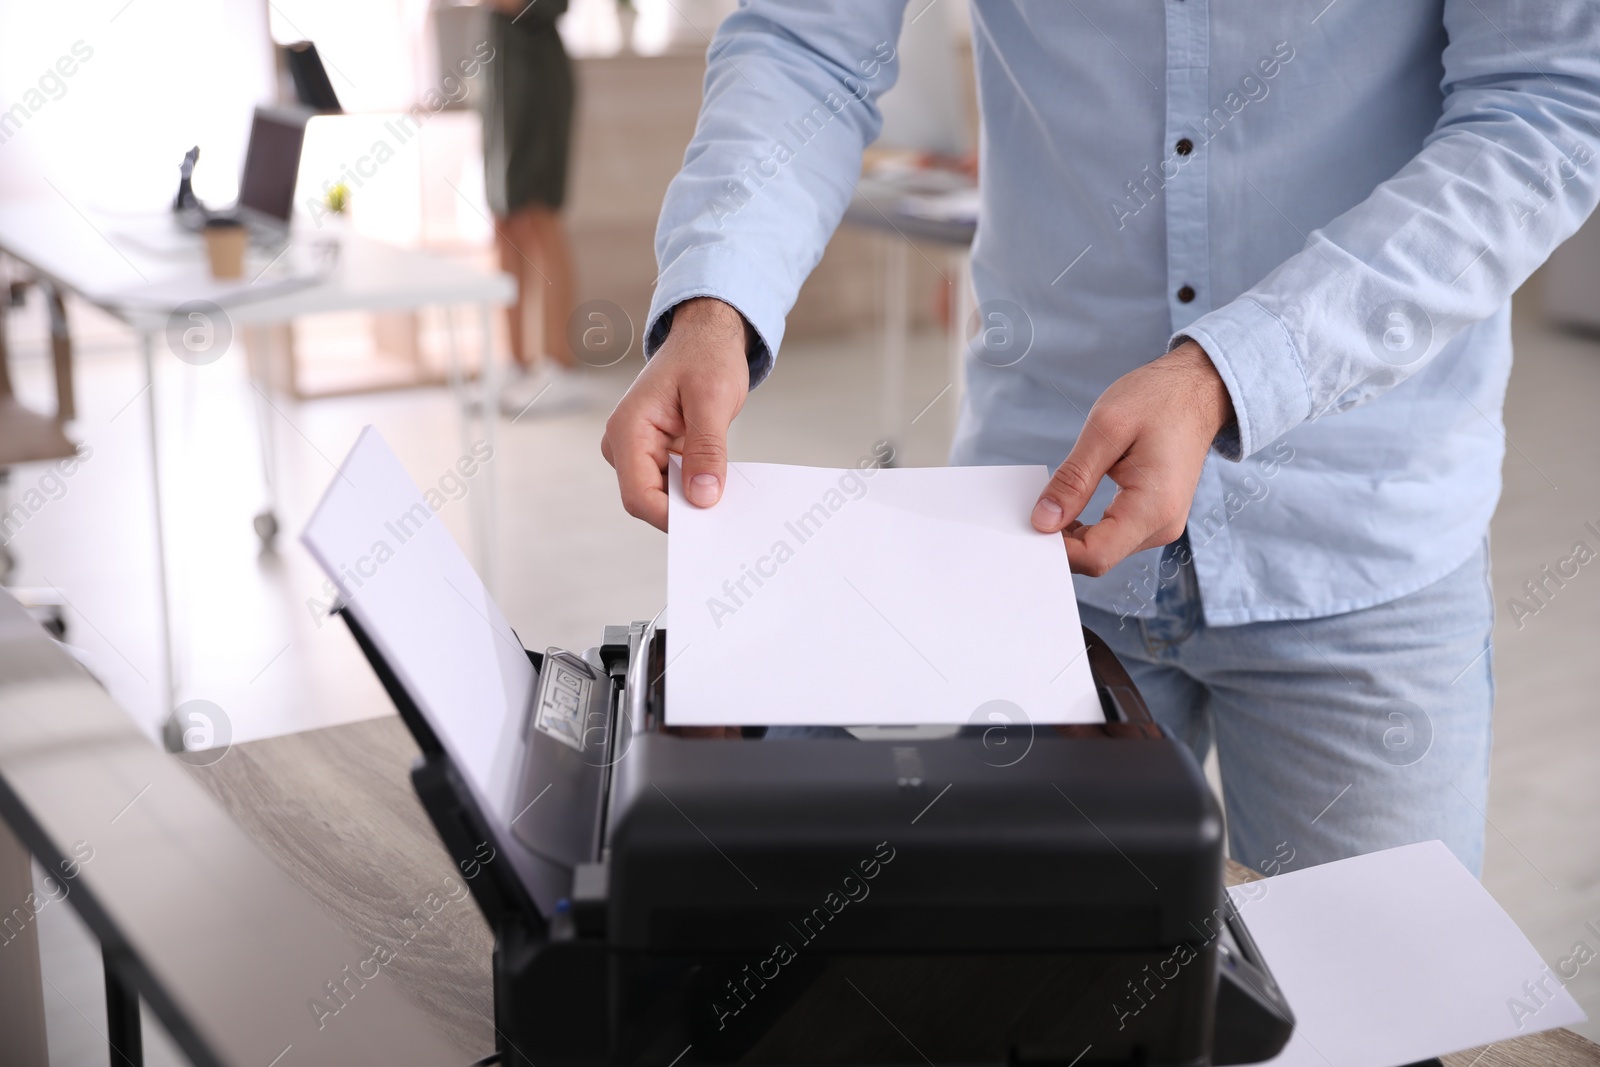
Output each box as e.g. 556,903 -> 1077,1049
645,244 -> 787,388
1172,296 -> 1311,462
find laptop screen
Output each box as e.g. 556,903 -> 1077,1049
237,108 -> 306,223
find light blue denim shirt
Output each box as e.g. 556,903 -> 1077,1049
646,1 -> 1600,626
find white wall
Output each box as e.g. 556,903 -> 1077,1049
0,0 -> 275,211
266,0 -> 432,112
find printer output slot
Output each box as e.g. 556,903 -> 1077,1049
639,626 -> 1161,739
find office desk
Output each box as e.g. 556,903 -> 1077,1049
187,714 -> 1600,1067
0,592 -> 465,1067
0,199 -> 514,747
843,178 -> 976,457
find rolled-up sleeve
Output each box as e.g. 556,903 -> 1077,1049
1177,0 -> 1600,460
646,0 -> 910,386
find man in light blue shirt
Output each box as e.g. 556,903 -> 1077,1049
600,1 -> 1600,876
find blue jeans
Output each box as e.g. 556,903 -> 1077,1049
1079,536 -> 1495,877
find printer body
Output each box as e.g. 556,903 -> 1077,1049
342,614 -> 1292,1067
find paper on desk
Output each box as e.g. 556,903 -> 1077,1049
111,270 -> 322,311
665,459 -> 1100,726
1229,840 -> 1586,1066
106,240 -> 334,311
301,428 -> 532,852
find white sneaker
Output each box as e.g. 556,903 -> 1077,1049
498,363 -> 589,420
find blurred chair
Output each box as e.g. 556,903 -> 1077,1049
0,269 -> 79,595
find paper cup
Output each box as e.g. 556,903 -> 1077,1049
203,219 -> 247,280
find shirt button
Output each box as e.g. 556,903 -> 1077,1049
1177,285 -> 1196,303
1175,137 -> 1194,156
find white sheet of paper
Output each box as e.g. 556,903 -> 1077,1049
300,428 -> 533,864
666,459 -> 1100,726
111,269 -> 321,311
1228,841 -> 1586,1066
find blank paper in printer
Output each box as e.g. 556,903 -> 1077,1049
666,459 -> 1102,726
301,427 -> 532,851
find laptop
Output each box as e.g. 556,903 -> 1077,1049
178,106 -> 308,245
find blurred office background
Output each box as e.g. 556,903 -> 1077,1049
0,1 -> 1596,1060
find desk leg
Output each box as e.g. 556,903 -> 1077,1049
880,237 -> 908,462
248,326 -> 281,550
950,248 -> 973,425
45,282 -> 75,422
478,303 -> 498,595
444,308 -> 492,587
0,821 -> 49,1066
103,946 -> 143,1067
142,332 -> 180,752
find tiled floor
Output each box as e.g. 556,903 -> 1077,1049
8,271 -> 1600,1060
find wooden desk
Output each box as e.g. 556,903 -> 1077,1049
181,715 -> 496,1056
0,591 -> 465,1067
186,715 -> 1600,1067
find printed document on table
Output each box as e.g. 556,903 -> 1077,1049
1229,840 -> 1586,1066
666,459 -> 1100,726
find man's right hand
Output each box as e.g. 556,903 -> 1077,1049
601,298 -> 751,530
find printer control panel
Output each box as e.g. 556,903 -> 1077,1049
512,648 -> 613,871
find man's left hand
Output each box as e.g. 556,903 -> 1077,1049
1030,341 -> 1234,577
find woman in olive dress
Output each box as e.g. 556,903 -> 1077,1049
482,0 -> 584,415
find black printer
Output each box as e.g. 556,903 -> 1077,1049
341,612 -> 1293,1067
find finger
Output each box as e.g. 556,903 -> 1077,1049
1061,483 -> 1170,577
1032,412 -> 1133,533
679,382 -> 738,510
612,418 -> 672,530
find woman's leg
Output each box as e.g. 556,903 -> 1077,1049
497,205 -> 574,371
526,205 -> 576,368
494,210 -> 540,370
